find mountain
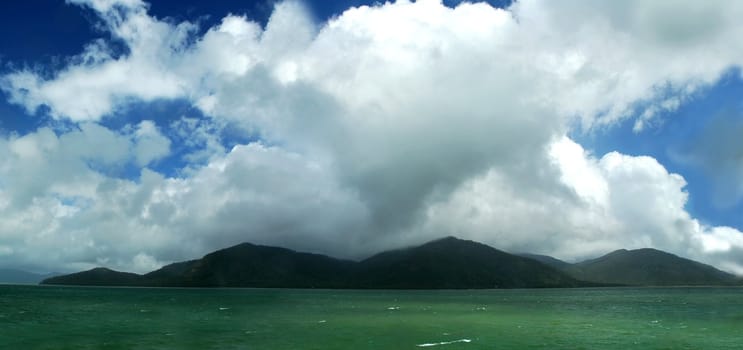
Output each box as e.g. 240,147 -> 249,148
45,243 -> 356,288
42,239 -> 740,288
42,267 -> 141,286
353,237 -> 584,288
564,248 -> 739,286
517,253 -> 572,270
43,237 -> 582,288
141,243 -> 356,288
139,260 -> 199,286
0,269 -> 58,284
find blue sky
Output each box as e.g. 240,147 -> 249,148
1,0 -> 743,274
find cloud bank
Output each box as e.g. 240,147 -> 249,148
1,0 -> 743,273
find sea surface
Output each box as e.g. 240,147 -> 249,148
1,285 -> 742,349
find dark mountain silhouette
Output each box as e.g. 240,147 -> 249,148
0,269 -> 58,284
354,237 -> 583,288
563,248 -> 738,286
43,237 -> 582,288
41,238 -> 740,288
139,260 -> 199,286
42,267 -> 140,286
141,243 -> 355,288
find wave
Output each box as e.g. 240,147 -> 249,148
416,339 -> 472,347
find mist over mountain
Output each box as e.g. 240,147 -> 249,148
517,253 -> 572,270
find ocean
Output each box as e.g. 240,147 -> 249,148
1,285 -> 742,349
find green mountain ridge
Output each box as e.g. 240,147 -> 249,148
563,248 -> 739,286
42,238 -> 740,288
354,237 -> 583,288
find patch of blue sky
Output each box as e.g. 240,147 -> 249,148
96,98 -> 261,180
55,193 -> 93,211
147,0 -> 515,32
574,69 -> 743,230
0,99 -> 44,136
0,0 -> 95,66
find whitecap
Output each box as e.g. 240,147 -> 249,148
387,306 -> 400,310
416,339 -> 472,347
219,307 -> 230,311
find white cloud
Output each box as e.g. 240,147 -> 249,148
168,117 -> 228,166
419,137 -> 743,272
67,0 -> 145,13
0,130 -> 367,272
1,0 -> 743,273
131,120 -> 171,166
0,121 -> 169,211
6,0 -> 743,128
512,0 -> 743,125
1,0 -> 192,121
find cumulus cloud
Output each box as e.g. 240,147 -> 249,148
1,0 -> 743,273
0,130 -> 367,272
416,137 -> 743,267
0,121 -> 170,205
0,0 -> 192,121
512,0 -> 743,130
131,120 -> 171,166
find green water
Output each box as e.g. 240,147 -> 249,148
1,286 -> 742,349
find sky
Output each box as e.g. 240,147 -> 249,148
1,0 -> 743,275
